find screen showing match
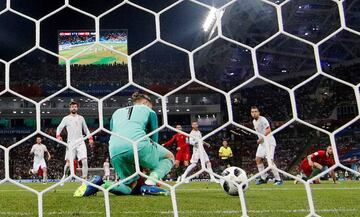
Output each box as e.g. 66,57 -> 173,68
58,30 -> 128,65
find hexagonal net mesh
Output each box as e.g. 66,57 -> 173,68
0,0 -> 360,217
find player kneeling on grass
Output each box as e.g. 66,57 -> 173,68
74,92 -> 174,197
296,146 -> 336,184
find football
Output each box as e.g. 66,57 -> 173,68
220,167 -> 248,196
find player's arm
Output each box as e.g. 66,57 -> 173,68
45,147 -> 51,161
229,147 -> 233,157
30,145 -> 35,155
163,135 -> 176,147
307,154 -> 315,167
109,117 -> 114,131
148,110 -> 159,143
264,126 -> 271,136
203,141 -> 211,148
258,119 -> 272,144
56,117 -> 66,141
188,136 -> 200,149
82,116 -> 93,146
307,153 -> 323,169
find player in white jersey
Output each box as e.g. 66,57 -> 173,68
251,106 -> 283,186
181,121 -> 218,183
56,101 -> 93,180
103,158 -> 110,181
29,136 -> 51,183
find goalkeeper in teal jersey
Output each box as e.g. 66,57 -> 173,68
74,92 -> 174,197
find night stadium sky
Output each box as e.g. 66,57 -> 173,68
0,0 -> 217,60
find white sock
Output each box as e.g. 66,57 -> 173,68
206,162 -> 216,180
257,163 -> 267,180
182,163 -> 197,179
62,164 -> 69,178
271,163 -> 281,181
81,159 -> 88,179
43,173 -> 47,182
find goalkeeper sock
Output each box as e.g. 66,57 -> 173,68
81,159 -> 88,179
103,181 -> 132,195
257,163 -> 267,180
182,163 -> 197,179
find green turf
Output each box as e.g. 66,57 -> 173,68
0,181 -> 358,217
59,43 -> 128,65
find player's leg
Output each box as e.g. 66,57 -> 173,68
30,162 -> 39,181
295,160 -> 313,184
74,151 -> 137,197
223,158 -> 231,168
63,162 -> 69,177
202,150 -> 217,182
174,160 -> 182,182
307,167 -> 325,181
268,145 -> 282,185
137,143 -> 173,195
104,152 -> 138,195
77,143 -> 88,180
255,144 -> 268,184
42,167 -> 48,183
178,151 -> 190,182
62,148 -> 72,179
105,171 -> 110,181
140,142 -> 174,186
181,151 -> 199,182
174,151 -> 183,182
41,160 -> 48,183
183,160 -> 189,167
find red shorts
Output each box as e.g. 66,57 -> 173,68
37,167 -> 43,177
300,159 -> 312,177
175,150 -> 190,161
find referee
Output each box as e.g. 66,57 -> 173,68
218,140 -> 233,168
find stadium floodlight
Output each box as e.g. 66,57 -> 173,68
202,7 -> 216,32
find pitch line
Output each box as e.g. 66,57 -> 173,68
1,187 -> 360,192
0,208 -> 357,216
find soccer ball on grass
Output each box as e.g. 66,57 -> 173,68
220,167 -> 248,196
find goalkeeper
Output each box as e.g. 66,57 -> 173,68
74,92 -> 174,196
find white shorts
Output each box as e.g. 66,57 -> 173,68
65,143 -> 87,161
33,159 -> 47,171
190,149 -> 210,163
104,170 -> 110,176
256,143 -> 276,160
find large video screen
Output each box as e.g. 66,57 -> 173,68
58,29 -> 128,65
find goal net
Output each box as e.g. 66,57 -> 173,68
0,0 -> 359,216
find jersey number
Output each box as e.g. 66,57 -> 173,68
127,107 -> 133,120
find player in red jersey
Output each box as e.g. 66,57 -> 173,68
298,146 -> 336,184
163,125 -> 190,182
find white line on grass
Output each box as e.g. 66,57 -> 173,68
0,209 -> 357,216
176,187 -> 360,191
1,187 -> 360,192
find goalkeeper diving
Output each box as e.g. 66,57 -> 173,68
74,92 -> 174,196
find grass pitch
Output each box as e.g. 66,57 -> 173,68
0,181 -> 359,217
59,43 -> 128,65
